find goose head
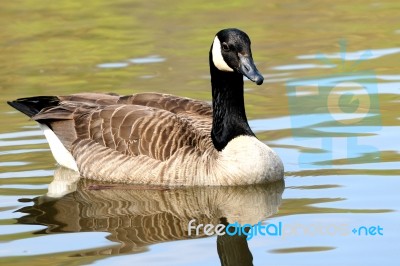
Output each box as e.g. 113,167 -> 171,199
210,28 -> 264,85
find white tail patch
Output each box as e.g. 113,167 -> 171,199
212,36 -> 234,72
39,124 -> 79,172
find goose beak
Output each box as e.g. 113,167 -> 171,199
238,53 -> 264,85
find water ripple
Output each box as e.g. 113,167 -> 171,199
298,47 -> 400,61
97,55 -> 166,69
272,64 -> 335,71
0,170 -> 53,179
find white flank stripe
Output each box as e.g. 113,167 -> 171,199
39,124 -> 79,172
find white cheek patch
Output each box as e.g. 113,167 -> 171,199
212,37 -> 234,72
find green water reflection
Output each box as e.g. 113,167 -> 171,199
1,0 -> 399,265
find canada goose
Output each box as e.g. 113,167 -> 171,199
8,28 -> 284,186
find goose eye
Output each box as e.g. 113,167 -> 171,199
221,42 -> 230,52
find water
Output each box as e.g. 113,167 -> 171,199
1,0 -> 399,265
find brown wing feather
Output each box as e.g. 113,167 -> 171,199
87,105 -> 178,160
29,92 -> 215,185
59,92 -> 213,132
33,96 -> 212,162
58,92 -> 212,115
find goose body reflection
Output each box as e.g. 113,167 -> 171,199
18,167 -> 284,262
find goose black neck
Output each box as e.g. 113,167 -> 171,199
210,58 -> 255,151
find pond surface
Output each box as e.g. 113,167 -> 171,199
1,0 -> 399,265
